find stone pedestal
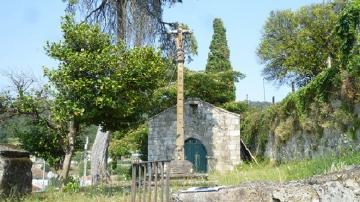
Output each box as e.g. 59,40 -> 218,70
0,144 -> 32,196
169,160 -> 193,177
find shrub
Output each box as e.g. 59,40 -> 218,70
62,176 -> 80,193
113,165 -> 131,181
221,101 -> 249,114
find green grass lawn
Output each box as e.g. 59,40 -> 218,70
8,186 -> 130,202
209,151 -> 360,185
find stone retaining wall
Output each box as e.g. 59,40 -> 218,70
172,166 -> 360,202
265,103 -> 360,162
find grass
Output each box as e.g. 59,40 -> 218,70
22,192 -> 129,202
4,186 -> 130,202
5,151 -> 360,201
9,179 -> 213,202
209,151 -> 360,185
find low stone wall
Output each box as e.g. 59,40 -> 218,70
265,128 -> 360,162
172,166 -> 360,202
0,145 -> 32,196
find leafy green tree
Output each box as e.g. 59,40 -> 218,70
4,116 -> 67,169
221,101 -> 249,115
45,16 -> 166,179
0,73 -> 75,170
3,116 -> 96,170
109,124 -> 148,160
151,69 -> 245,108
0,94 -> 12,143
185,70 -> 244,105
258,3 -> 341,87
66,1 -> 198,184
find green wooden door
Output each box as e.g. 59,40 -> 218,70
184,138 -> 207,173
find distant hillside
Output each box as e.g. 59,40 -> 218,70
247,101 -> 272,109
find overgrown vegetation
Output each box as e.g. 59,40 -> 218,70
241,67 -> 359,156
242,0 -> 360,157
109,124 -> 148,160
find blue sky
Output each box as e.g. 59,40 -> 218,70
0,0 -> 323,102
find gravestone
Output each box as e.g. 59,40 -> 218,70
0,144 -> 32,196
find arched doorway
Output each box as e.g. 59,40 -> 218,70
184,138 -> 207,173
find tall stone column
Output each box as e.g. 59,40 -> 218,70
169,26 -> 193,175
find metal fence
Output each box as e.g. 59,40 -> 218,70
131,160 -> 171,202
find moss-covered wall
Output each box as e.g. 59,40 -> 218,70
241,67 -> 360,162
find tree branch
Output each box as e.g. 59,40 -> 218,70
85,0 -> 108,21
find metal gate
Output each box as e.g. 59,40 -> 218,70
184,138 -> 207,173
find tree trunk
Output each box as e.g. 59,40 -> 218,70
89,0 -> 123,186
116,0 -> 126,41
91,126 -> 112,185
61,119 -> 78,179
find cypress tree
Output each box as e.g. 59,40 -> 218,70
205,18 -> 236,102
206,18 -> 232,72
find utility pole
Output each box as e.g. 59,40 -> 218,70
170,26 -> 191,161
